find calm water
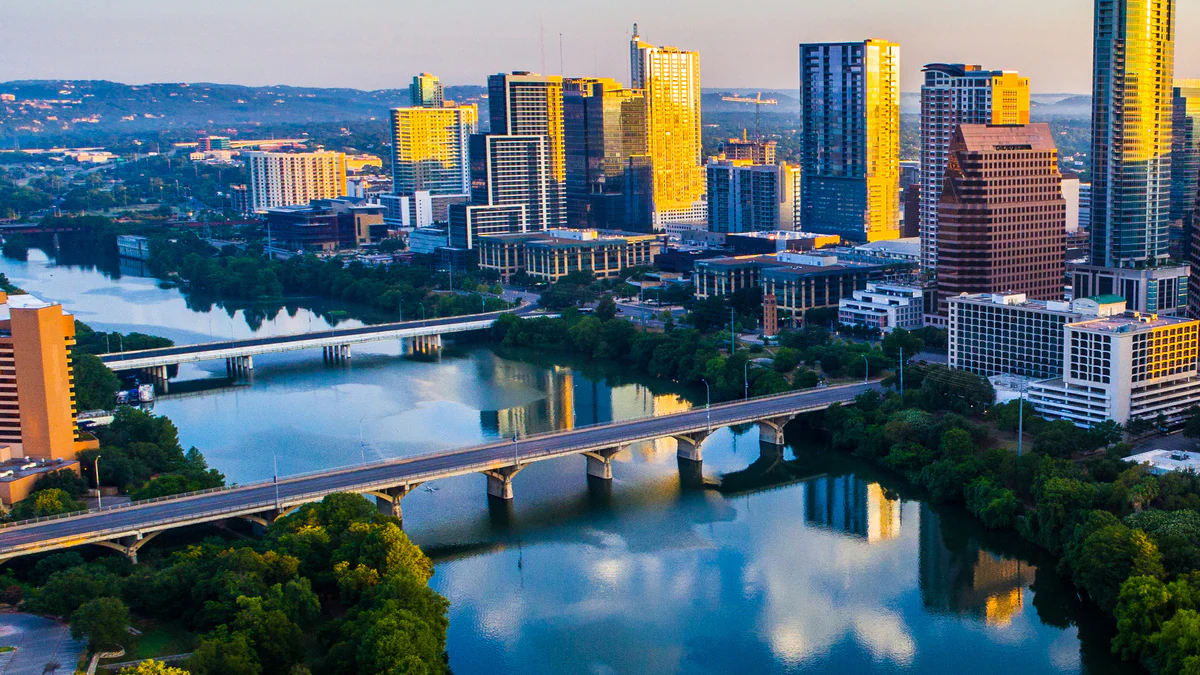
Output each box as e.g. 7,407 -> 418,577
2,250 -> 1134,674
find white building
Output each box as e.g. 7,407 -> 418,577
1062,175 -> 1081,233
1028,312 -> 1200,428
245,151 -> 347,212
838,283 -> 924,334
1123,449 -> 1200,475
408,227 -> 449,254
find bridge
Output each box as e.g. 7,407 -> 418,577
0,382 -> 877,563
99,304 -> 542,385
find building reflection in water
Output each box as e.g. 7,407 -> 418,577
803,476 -> 901,543
918,504 -> 1036,626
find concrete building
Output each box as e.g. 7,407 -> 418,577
388,105 -> 478,224
799,39 -> 901,243
1062,174 -> 1081,233
477,229 -> 665,282
487,72 -> 567,228
948,292 -> 1126,379
245,151 -> 347,212
1071,264 -> 1189,315
1123,448 -> 1200,475
408,226 -> 449,254
448,134 -> 559,249
935,124 -> 1066,313
410,73 -> 444,108
726,231 -> 839,255
631,26 -> 707,227
1028,312 -> 1200,428
721,138 -> 776,165
0,293 -> 95,464
706,160 -> 800,233
919,64 -> 1030,273
116,235 -> 150,261
264,198 -> 386,252
838,282 -> 925,334
1171,81 -> 1200,238
563,78 -> 647,230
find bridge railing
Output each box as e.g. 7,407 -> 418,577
0,382 -> 875,532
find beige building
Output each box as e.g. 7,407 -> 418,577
477,229 -> 665,282
246,150 -> 348,212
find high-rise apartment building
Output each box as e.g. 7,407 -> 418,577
706,160 -> 800,233
245,151 -> 347,212
919,64 -> 1030,273
1171,81 -> 1200,227
721,137 -> 776,165
799,39 -> 901,243
389,105 -> 478,224
448,134 -> 556,249
935,124 -> 1066,311
410,73 -> 444,108
631,26 -> 707,227
563,78 -> 647,229
1074,0 -> 1188,315
487,72 -> 567,227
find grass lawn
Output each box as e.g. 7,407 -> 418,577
122,619 -> 198,661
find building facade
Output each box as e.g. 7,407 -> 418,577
838,282 -> 925,334
245,151 -> 348,212
631,26 -> 707,227
706,160 -> 800,233
477,229 -> 665,281
264,199 -> 386,252
935,124 -> 1066,312
487,72 -> 567,228
389,105 -> 478,204
919,64 -> 1030,273
563,78 -> 647,230
1171,81 -> 1200,228
410,73 -> 444,108
799,39 -> 901,243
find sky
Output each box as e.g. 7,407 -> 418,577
2,0 -> 1197,93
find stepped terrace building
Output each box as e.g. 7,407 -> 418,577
477,229 -> 666,282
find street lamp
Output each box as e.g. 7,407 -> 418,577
513,432 -> 520,467
273,452 -> 281,511
94,455 -> 101,509
862,354 -> 869,384
744,360 -> 753,400
701,378 -> 711,430
358,415 -> 368,464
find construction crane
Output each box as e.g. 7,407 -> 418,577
719,92 -> 778,140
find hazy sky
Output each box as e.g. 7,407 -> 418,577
3,0 -> 1197,93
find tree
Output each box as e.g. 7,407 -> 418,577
10,489 -> 85,520
689,296 -> 728,334
595,295 -> 617,321
232,596 -> 306,675
1112,575 -> 1174,661
71,354 -> 121,411
1150,609 -> 1200,675
1075,524 -> 1164,612
881,328 -> 924,361
187,627 -> 262,675
119,661 -> 190,675
1184,406 -> 1200,440
70,597 -> 130,651
27,565 -> 123,616
31,470 -> 88,499
772,347 -> 799,373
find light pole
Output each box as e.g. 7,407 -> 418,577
862,354 -> 869,384
730,307 -> 736,354
94,455 -> 101,509
744,360 -> 752,400
273,452 -> 281,511
899,346 -> 905,400
513,433 -> 519,467
1017,381 -> 1026,457
117,334 -> 124,353
358,415 -> 368,464
701,378 -> 711,430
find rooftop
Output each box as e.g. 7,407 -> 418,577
0,292 -> 68,322
1071,313 -> 1197,334
0,456 -> 80,484
1123,449 -> 1200,476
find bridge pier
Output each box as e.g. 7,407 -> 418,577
94,531 -> 161,565
484,466 -> 522,500
757,414 -> 796,446
409,334 -> 443,355
323,345 -> 351,363
371,485 -> 416,524
226,355 -> 254,377
143,365 -> 169,393
674,431 -> 710,462
583,447 -> 623,481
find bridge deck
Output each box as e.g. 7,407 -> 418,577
0,382 -> 875,560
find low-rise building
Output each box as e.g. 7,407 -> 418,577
264,198 -> 386,252
726,231 -> 840,256
408,226 -> 449,255
477,229 -> 666,282
1122,449 -> 1200,475
1028,312 -> 1200,428
838,283 -> 924,334
116,235 -> 151,262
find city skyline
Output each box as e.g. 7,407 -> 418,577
5,0 -> 1200,93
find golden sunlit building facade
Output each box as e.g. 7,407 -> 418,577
800,39 -> 901,243
246,151 -> 348,212
487,72 -> 567,228
630,26 -> 707,228
389,105 -> 478,197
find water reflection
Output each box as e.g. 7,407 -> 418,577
805,476 -> 902,543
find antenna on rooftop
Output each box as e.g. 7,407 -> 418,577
540,17 -> 547,73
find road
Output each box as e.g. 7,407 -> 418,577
0,382 -> 877,560
99,302 -> 542,366
0,614 -> 86,675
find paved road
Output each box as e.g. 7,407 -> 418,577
0,614 -> 86,675
99,303 -> 541,366
0,382 -> 877,560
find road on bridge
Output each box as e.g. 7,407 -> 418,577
0,381 -> 879,560
99,302 -> 543,366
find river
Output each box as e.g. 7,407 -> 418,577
1,249 -> 1135,674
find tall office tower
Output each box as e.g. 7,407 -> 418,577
0,293 -> 90,461
919,64 -> 1030,273
1074,0 -> 1187,314
448,134 -> 556,249
1171,81 -> 1200,228
706,160 -> 799,233
563,78 -> 647,229
389,105 -> 478,223
799,39 -> 901,243
936,124 -> 1066,312
410,73 -> 444,108
245,151 -> 347,212
630,26 -> 707,227
487,72 -> 567,228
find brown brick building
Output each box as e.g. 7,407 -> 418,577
935,124 -> 1066,313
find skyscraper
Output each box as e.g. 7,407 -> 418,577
245,151 -> 348,212
919,64 -> 1030,273
1074,0 -> 1188,314
563,78 -> 647,229
487,72 -> 567,228
799,39 -> 901,243
936,124 -> 1066,311
1170,81 -> 1200,228
410,73 -> 444,108
389,105 -> 478,197
448,134 -> 556,249
706,160 -> 800,233
631,26 -> 707,227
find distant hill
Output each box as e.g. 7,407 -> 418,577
0,80 -> 487,141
